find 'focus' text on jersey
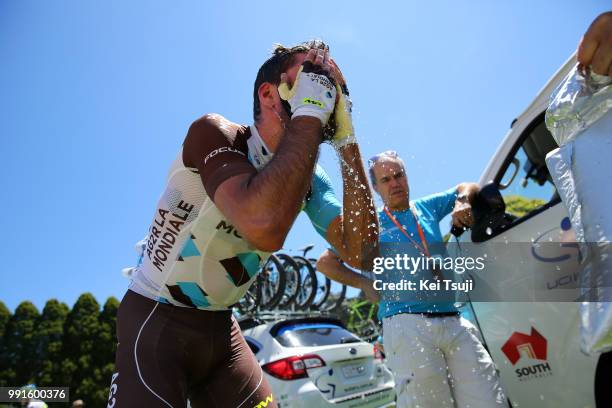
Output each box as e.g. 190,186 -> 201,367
130,116 -> 341,310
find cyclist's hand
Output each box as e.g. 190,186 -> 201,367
278,46 -> 337,125
361,280 -> 380,303
324,59 -> 357,148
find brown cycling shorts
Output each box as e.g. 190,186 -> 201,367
107,290 -> 277,408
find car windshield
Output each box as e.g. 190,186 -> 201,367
274,323 -> 361,347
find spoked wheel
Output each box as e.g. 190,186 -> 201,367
276,253 -> 302,309
235,283 -> 260,315
309,257 -> 332,309
320,280 -> 347,312
258,254 -> 286,309
293,255 -> 318,310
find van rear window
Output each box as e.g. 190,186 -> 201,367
274,323 -> 361,347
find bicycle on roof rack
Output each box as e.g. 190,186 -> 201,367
346,298 -> 380,342
233,244 -> 347,315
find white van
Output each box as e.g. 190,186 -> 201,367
457,54 -> 610,408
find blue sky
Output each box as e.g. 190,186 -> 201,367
1,0 -> 609,311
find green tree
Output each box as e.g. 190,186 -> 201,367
33,299 -> 69,387
0,301 -> 40,387
60,293 -> 101,404
0,301 -> 10,339
0,301 -> 12,388
505,195 -> 546,218
95,297 -> 119,366
89,296 -> 119,407
0,302 -> 11,360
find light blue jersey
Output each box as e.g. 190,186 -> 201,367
378,187 -> 457,319
304,165 -> 342,239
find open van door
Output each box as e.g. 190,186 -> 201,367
455,56 -> 603,407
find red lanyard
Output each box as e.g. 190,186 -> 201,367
384,206 -> 431,257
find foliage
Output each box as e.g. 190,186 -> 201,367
90,297 -> 119,407
0,302 -> 10,339
0,301 -> 11,372
33,300 -> 69,387
0,295 -> 119,406
0,302 -> 39,387
504,195 -> 546,218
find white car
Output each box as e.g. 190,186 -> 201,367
239,316 -> 396,408
457,53 -> 611,408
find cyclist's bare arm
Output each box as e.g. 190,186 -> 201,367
326,144 -> 379,270
316,249 -> 379,302
184,114 -> 321,252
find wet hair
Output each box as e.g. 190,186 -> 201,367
368,151 -> 406,185
252,40 -> 327,121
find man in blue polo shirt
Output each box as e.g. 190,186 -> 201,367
369,150 -> 505,408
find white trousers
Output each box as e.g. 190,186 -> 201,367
383,313 -> 506,408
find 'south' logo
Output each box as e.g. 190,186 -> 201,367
501,327 -> 547,365
501,327 -> 553,382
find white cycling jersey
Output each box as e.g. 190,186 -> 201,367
129,118 -> 341,310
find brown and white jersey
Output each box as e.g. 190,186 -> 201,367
129,115 -> 341,310
130,116 -> 267,310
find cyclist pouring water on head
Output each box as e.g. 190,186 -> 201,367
109,41 -> 378,408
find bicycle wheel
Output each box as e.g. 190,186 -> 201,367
354,319 -> 380,342
235,282 -> 260,315
309,257 -> 332,309
276,253 -> 301,309
258,254 -> 286,310
293,255 -> 318,310
320,280 -> 347,312
346,300 -> 379,341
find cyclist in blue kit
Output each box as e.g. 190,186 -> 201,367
108,42 -> 378,408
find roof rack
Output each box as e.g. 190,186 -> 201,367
235,309 -> 339,330
269,316 -> 345,336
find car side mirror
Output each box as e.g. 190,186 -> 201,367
471,182 -> 512,242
